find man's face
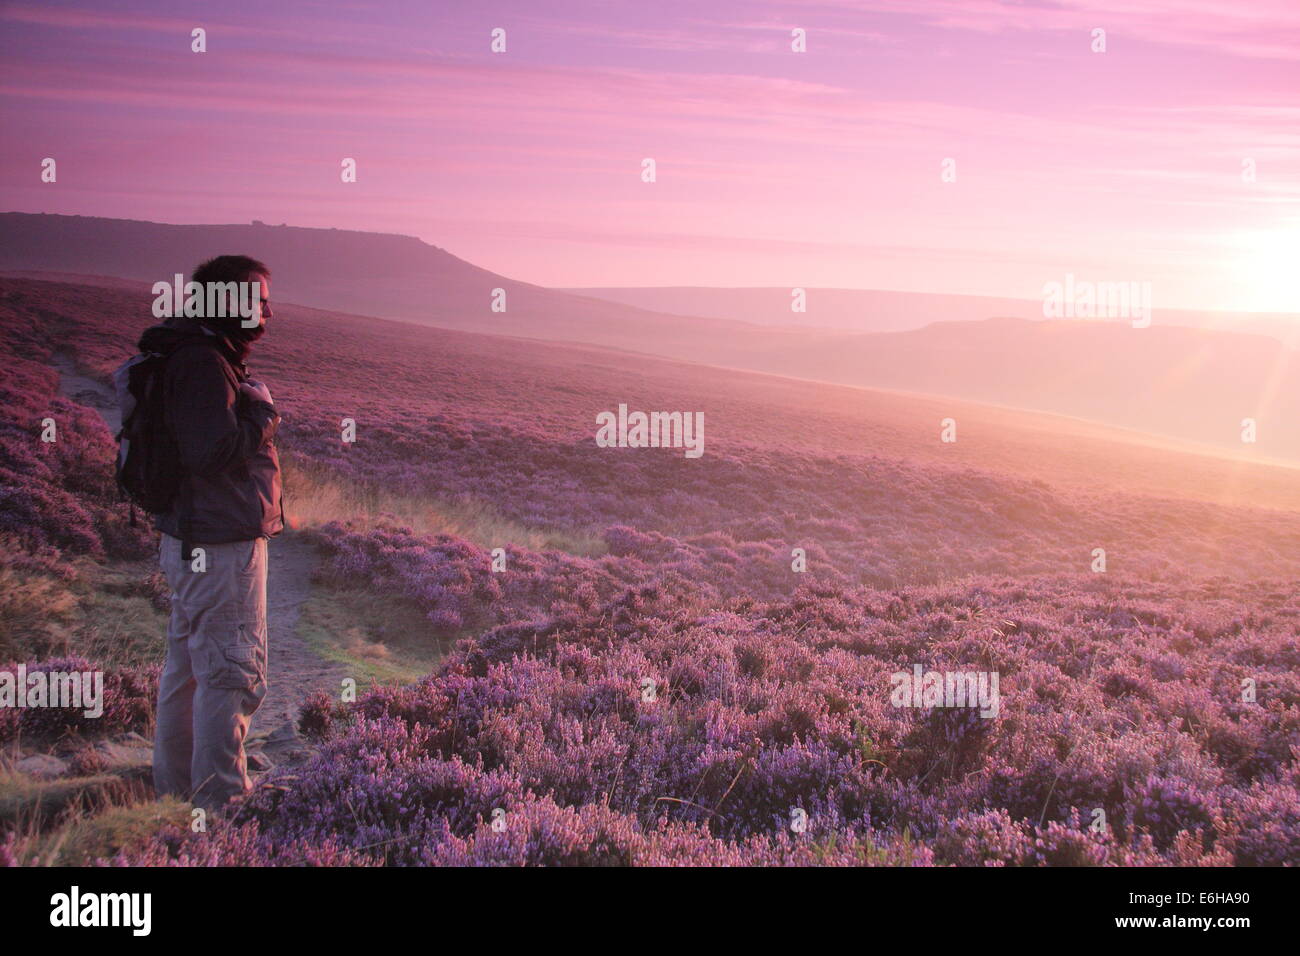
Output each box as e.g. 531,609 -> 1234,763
250,273 -> 272,328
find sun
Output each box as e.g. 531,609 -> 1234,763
1230,228 -> 1300,313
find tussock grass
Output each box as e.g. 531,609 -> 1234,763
295,585 -> 447,689
0,549 -> 166,667
24,797 -> 189,866
0,764 -> 187,865
0,563 -> 79,661
0,767 -> 148,833
64,564 -> 168,669
281,453 -> 605,556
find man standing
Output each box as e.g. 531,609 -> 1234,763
144,255 -> 282,811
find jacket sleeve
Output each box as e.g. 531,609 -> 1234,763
166,347 -> 279,478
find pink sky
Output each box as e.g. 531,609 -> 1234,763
2,0 -> 1298,311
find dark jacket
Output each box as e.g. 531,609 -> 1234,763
139,316 -> 283,544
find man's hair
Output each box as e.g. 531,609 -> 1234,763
191,254 -> 271,285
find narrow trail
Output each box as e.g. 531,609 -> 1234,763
53,353 -> 344,768
253,531 -> 348,764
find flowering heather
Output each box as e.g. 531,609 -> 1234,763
120,574 -> 1300,866
0,656 -> 158,745
0,288 -> 152,560
6,279 -> 1300,866
105,822 -> 374,868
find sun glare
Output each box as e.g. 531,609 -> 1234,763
1231,228 -> 1300,313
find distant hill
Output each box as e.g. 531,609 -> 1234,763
0,212 -> 755,354
564,286 -> 1043,333
566,285 -> 1300,345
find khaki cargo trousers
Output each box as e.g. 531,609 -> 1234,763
152,533 -> 269,811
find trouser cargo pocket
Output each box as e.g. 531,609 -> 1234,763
210,621 -> 267,693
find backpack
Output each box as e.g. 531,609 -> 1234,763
113,350 -> 183,516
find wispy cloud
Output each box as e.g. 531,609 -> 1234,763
1,0 -> 1297,309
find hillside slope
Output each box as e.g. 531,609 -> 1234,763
4,274 -> 1299,867
5,213 -> 1300,460
0,212 -> 755,353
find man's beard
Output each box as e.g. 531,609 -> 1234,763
201,315 -> 265,360
230,319 -> 266,345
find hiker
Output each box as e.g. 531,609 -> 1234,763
140,255 -> 283,811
